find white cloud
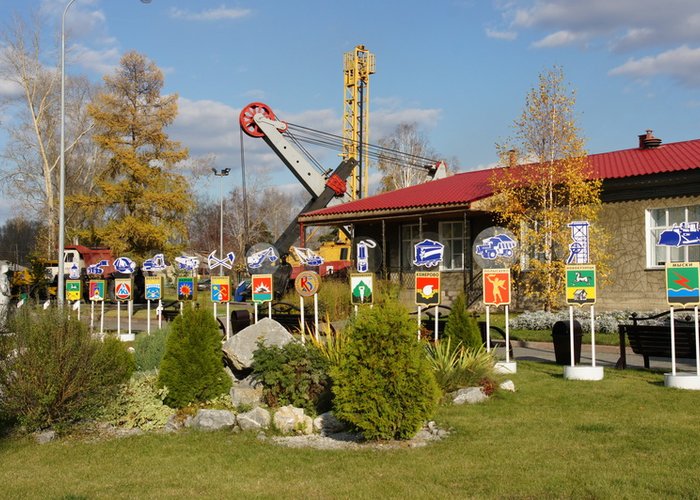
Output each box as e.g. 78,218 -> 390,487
485,28 -> 517,41
68,43 -> 121,75
169,6 -> 252,22
532,30 -> 588,48
609,45 -> 700,87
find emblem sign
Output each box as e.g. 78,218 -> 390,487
565,265 -> 596,306
252,274 -> 274,303
295,271 -> 321,297
177,277 -> 196,301
89,280 -> 105,302
350,273 -> 374,305
66,280 -> 81,301
415,272 -> 441,306
114,257 -> 136,274
145,276 -> 163,301
665,262 -> 700,307
211,276 -> 231,303
413,239 -> 444,268
482,268 -> 511,306
114,278 -> 133,302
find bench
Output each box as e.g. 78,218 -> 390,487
617,310 -> 698,369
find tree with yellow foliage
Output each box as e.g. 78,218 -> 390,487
489,66 -> 604,311
70,51 -> 190,260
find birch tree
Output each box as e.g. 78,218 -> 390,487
376,123 -> 439,191
488,66 -> 604,311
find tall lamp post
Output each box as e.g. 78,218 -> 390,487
58,0 -> 151,304
212,168 -> 231,276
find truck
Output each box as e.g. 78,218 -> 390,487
475,234 -> 517,260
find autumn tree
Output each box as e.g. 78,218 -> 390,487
488,66 -> 603,311
376,122 -> 441,192
70,51 -> 190,260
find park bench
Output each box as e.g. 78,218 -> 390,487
616,309 -> 698,369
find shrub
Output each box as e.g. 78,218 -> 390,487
0,307 -> 133,431
157,307 -> 231,408
102,371 -> 174,431
444,293 -> 482,350
425,339 -> 499,394
309,318 -> 347,368
510,309 -> 633,334
133,327 -> 170,372
252,340 -> 331,414
331,300 -> 440,441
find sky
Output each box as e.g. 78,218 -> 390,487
2,0 -> 700,222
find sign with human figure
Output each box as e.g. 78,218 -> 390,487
666,262 -> 700,307
565,264 -> 596,306
482,268 -> 511,306
415,272 -> 441,306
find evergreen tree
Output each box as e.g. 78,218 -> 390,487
443,293 -> 482,351
70,51 -> 190,259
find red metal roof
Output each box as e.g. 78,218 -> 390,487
301,137 -> 700,220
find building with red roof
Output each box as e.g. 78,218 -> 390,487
299,131 -> 700,311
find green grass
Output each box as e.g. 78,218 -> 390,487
2,362 -> 699,498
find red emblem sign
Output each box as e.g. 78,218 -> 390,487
482,268 -> 511,306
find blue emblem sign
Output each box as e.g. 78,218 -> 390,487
68,262 -> 80,279
87,259 -> 109,275
474,234 -> 516,260
174,255 -> 199,272
567,221 -> 590,264
247,246 -> 278,270
114,257 -> 136,274
413,239 -> 444,268
208,251 -> 235,271
292,247 -> 324,267
658,221 -> 700,247
142,253 -> 167,272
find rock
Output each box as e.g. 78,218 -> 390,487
191,409 -> 236,431
222,318 -> 294,371
500,379 -> 516,392
230,384 -> 263,407
452,387 -> 488,405
35,430 -> 56,444
273,405 -> 313,435
237,407 -> 271,431
313,411 -> 347,435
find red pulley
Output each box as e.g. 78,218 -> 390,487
239,102 -> 277,137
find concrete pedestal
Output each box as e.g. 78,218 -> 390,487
495,361 -> 517,374
664,373 -> 700,390
563,365 -> 604,381
119,333 -> 135,342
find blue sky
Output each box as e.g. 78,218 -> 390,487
3,0 -> 700,221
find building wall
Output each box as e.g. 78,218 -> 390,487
596,194 -> 700,312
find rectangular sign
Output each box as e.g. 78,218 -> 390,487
565,264 -> 596,306
415,272 -> 441,306
177,276 -> 196,301
114,278 -> 133,302
666,262 -> 700,307
211,276 -> 231,303
483,268 -> 511,306
252,274 -> 273,303
66,280 -> 81,302
145,276 -> 163,301
350,273 -> 374,305
89,280 -> 105,302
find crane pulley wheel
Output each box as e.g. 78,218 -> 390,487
239,102 -> 278,137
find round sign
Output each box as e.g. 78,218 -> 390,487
246,243 -> 280,274
410,231 -> 442,270
294,271 -> 321,297
472,226 -> 519,269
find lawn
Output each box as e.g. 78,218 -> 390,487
2,362 -> 699,498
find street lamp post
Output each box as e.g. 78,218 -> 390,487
58,0 -> 151,304
212,168 -> 231,276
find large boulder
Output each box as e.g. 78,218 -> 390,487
237,407 -> 271,431
273,405 -> 313,435
313,411 -> 347,435
222,318 -> 294,371
191,409 -> 236,431
230,384 -> 263,407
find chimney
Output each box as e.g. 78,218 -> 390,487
507,149 -> 517,168
638,129 -> 662,149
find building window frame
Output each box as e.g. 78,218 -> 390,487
439,220 -> 467,271
646,205 -> 700,268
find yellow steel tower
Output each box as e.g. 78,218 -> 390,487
342,45 -> 375,199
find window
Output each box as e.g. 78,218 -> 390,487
439,221 -> 467,271
646,205 -> 700,268
400,224 -> 422,269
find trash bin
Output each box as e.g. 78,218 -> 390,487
551,320 -> 582,365
230,309 -> 251,334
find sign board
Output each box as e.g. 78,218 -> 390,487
565,264 -> 596,306
350,273 -> 374,305
413,239 -> 444,268
114,278 -> 133,302
66,279 -> 81,302
295,271 -> 321,297
666,262 -> 700,307
211,276 -> 231,303
473,226 -> 518,269
89,280 -> 105,302
177,276 -> 196,301
415,272 -> 441,306
145,276 -> 163,301
482,268 -> 511,306
252,274 -> 273,303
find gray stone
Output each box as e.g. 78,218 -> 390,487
35,430 -> 56,444
191,409 -> 236,431
452,387 -> 488,405
237,406 -> 271,431
500,379 -> 516,392
313,411 -> 347,435
230,384 -> 263,407
273,405 -> 313,435
222,318 -> 294,371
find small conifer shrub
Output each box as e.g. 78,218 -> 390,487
157,308 -> 231,408
444,293 -> 482,350
332,300 -> 440,440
